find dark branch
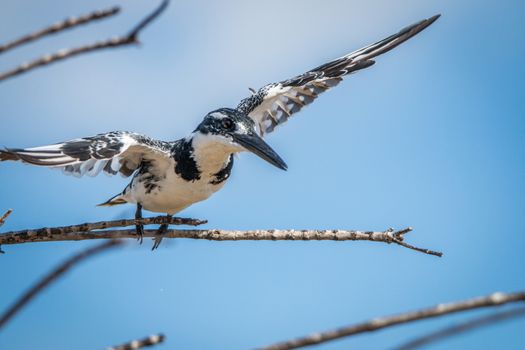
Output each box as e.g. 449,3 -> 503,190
394,307 -> 525,350
0,0 -> 169,82
107,334 -> 165,350
127,0 -> 169,40
0,6 -> 120,54
0,218 -> 442,257
0,209 -> 13,253
0,209 -> 12,227
384,227 -> 441,256
257,291 -> 525,350
0,214 -> 206,245
0,240 -> 122,330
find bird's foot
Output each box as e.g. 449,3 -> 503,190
151,223 -> 168,250
135,203 -> 144,244
136,224 -> 144,244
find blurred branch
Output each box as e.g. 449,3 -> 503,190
0,6 -> 120,54
394,307 -> 525,350
0,209 -> 13,253
257,291 -> 525,350
0,218 -> 442,256
0,209 -> 12,226
0,240 -> 122,330
107,334 -> 165,350
0,0 -> 169,82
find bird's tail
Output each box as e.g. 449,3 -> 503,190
97,193 -> 128,207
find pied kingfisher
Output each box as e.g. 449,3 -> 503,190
1,15 -> 440,248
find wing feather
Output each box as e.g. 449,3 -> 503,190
237,14 -> 440,136
0,131 -> 172,178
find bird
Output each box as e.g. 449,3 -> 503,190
0,14 -> 440,249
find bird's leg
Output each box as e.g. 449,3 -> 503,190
151,213 -> 171,250
135,203 -> 144,244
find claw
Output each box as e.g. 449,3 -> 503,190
135,203 -> 144,244
136,224 -> 144,244
151,236 -> 163,250
151,221 -> 169,251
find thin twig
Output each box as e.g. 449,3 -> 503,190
0,6 -> 120,54
0,221 -> 442,257
0,0 -> 169,82
107,334 -> 165,350
126,0 -> 169,40
394,307 -> 525,350
256,291 -> 525,350
0,209 -> 13,253
0,240 -> 122,330
0,209 -> 12,227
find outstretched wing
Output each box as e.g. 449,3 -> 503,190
237,14 -> 440,136
0,131 -> 172,177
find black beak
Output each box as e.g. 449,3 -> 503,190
232,132 -> 287,170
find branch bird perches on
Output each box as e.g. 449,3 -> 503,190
0,211 -> 442,257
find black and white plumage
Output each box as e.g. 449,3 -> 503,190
2,132 -> 171,178
238,14 -> 440,136
1,109 -> 284,216
0,15 -> 439,244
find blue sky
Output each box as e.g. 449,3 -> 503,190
1,0 -> 524,349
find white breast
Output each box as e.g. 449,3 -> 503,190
126,134 -> 235,215
131,168 -> 227,215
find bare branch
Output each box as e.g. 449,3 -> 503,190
0,215 -> 206,246
0,209 -> 12,227
0,209 -> 13,253
394,307 -> 525,350
0,6 -> 120,54
0,219 -> 442,256
257,291 -> 525,350
107,334 -> 165,350
0,0 -> 169,82
127,0 -> 169,40
0,240 -> 122,330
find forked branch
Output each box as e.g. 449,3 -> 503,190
394,307 -> 525,350
0,6 -> 120,54
0,0 -> 169,82
257,291 -> 525,350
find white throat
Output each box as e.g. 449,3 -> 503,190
189,132 -> 241,176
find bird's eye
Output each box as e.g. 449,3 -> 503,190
221,118 -> 234,130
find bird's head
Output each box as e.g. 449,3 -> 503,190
194,108 -> 287,170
